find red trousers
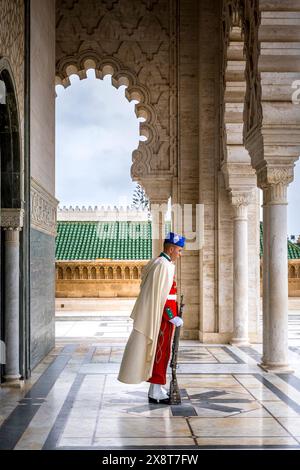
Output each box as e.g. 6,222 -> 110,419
147,318 -> 174,385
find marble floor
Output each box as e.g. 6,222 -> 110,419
1,299 -> 300,450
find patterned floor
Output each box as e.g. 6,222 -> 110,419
1,298 -> 300,450
1,340 -> 300,449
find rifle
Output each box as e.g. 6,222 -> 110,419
169,294 -> 184,405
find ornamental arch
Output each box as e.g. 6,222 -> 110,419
55,56 -> 160,186
55,0 -> 179,257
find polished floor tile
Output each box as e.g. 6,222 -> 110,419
262,401 -> 300,417
92,437 -> 195,447
196,436 -> 299,446
276,418 -> 300,437
95,417 -> 191,438
189,417 -> 290,437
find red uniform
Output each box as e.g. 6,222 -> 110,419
147,277 -> 179,385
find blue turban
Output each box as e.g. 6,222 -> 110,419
164,231 -> 185,247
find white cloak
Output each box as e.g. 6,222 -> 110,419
117,256 -> 175,384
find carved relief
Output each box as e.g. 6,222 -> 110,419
241,0 -> 262,141
257,166 -> 294,188
31,178 -> 59,237
0,0 -> 24,135
55,0 -> 178,183
231,190 -> 255,208
1,208 -> 24,230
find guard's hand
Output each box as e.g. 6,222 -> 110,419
169,317 -> 183,327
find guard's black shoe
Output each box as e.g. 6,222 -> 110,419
148,396 -> 170,405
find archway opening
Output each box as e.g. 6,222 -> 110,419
54,69 -> 151,345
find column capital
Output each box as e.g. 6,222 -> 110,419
257,165 -> 294,188
230,190 -> 255,220
257,165 -> 294,205
1,208 -> 24,231
231,190 -> 255,208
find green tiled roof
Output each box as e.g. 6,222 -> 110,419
56,221 -> 150,260
55,221 -> 172,260
260,222 -> 300,259
56,220 -> 300,261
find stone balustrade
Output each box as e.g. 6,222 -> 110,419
55,260 -> 148,298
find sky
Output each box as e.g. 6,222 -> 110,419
55,70 -> 141,209
288,165 -> 300,237
55,71 -> 300,236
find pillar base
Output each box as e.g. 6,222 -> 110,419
2,375 -> 24,388
230,338 -> 250,347
259,362 -> 294,374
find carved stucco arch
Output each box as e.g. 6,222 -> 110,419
55,53 -> 161,190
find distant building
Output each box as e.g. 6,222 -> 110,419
55,206 -> 170,298
260,223 -> 300,297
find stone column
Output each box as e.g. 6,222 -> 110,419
230,194 -> 252,346
3,228 -> 21,382
1,208 -> 24,385
259,168 -> 293,373
261,188 -> 269,365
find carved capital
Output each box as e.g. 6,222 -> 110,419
231,191 -> 255,208
257,166 -> 294,205
232,203 -> 248,221
231,190 -> 255,220
1,208 -> 24,230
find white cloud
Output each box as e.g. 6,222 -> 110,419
55,71 -> 140,208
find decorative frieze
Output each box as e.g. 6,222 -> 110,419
31,178 -> 59,237
1,208 -> 24,230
